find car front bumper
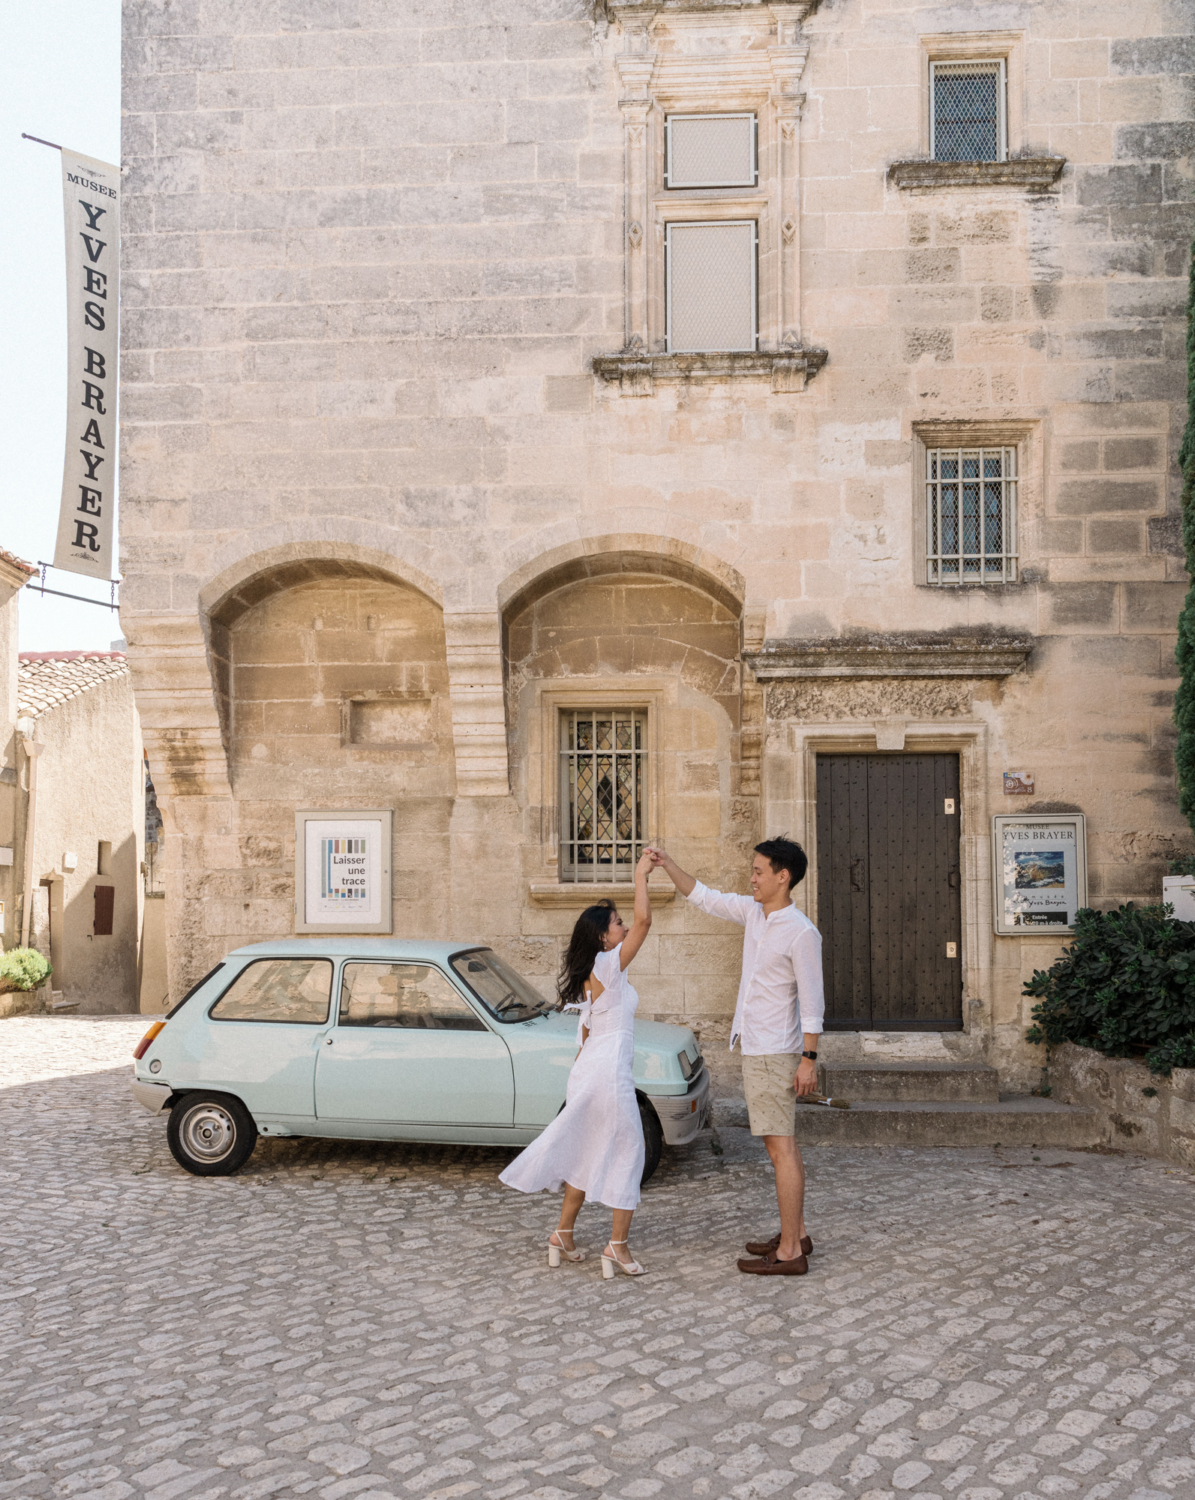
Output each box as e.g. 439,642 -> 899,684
646,1065 -> 711,1146
131,1076 -> 173,1115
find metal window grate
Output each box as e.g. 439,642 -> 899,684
666,113 -> 757,188
926,446 -> 1018,584
665,220 -> 758,354
560,709 -> 647,883
931,60 -> 1006,162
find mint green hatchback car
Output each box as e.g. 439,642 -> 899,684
131,939 -> 711,1182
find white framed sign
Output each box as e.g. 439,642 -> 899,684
992,814 -> 1087,936
295,809 -> 392,934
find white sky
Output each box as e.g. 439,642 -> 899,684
1,0 -> 122,652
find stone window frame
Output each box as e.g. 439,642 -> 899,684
888,31 -> 1065,192
525,678 -> 677,907
765,717 -> 994,1039
920,32 -> 1025,162
911,419 -> 1039,591
595,3 -> 828,395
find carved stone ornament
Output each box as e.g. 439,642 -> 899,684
745,631 -> 1034,679
593,346 -> 828,397
888,157 -> 1067,191
781,216 -> 796,242
628,221 -> 644,248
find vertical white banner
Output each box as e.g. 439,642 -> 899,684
53,150 -> 120,581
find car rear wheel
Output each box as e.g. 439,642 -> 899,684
639,1098 -> 663,1185
167,1092 -> 258,1177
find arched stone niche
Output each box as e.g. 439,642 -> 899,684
502,550 -> 748,886
211,556 -> 455,811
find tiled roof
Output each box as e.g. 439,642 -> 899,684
17,652 -> 130,719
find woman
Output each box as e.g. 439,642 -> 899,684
499,848 -> 655,1277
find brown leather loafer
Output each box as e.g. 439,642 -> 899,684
737,1250 -> 808,1275
744,1233 -> 813,1257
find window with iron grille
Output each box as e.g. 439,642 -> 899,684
665,113 -> 758,189
931,59 -> 1006,162
560,709 -> 648,883
926,446 -> 1018,584
665,220 -> 758,354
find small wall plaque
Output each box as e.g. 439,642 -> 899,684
1003,771 -> 1034,796
992,814 -> 1087,935
294,808 -> 393,934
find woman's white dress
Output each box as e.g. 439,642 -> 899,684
499,944 -> 644,1211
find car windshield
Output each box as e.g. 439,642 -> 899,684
451,949 -> 551,1023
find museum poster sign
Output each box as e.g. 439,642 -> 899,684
53,149 -> 121,582
991,814 -> 1087,936
294,809 -> 393,934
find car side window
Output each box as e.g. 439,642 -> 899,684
209,959 -> 333,1024
339,963 -> 486,1031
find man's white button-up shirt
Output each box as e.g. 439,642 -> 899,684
686,881 -> 825,1055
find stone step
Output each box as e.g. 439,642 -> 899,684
819,1061 -> 1000,1103
712,1095 -> 1103,1149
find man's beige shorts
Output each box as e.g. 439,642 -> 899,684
741,1052 -> 799,1137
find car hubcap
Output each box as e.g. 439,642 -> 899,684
180,1103 -> 237,1163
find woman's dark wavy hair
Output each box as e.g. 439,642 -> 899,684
557,900 -> 617,1007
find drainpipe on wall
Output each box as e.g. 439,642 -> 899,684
16,719 -> 42,948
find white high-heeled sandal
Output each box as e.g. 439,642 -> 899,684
601,1239 -> 646,1278
548,1229 -> 585,1267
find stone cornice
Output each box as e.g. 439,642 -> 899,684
607,1 -> 821,20
888,157 -> 1066,191
593,345 -> 828,394
745,632 -> 1035,679
529,878 -> 677,907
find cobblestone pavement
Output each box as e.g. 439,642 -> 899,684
2,1017 -> 1194,1500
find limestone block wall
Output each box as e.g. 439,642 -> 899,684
1049,1040 -> 1195,1170
118,0 -> 1195,1074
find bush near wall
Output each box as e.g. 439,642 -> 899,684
0,948 -> 51,993
1024,905 -> 1195,1074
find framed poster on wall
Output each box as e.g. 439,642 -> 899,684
991,813 -> 1087,936
294,809 -> 393,934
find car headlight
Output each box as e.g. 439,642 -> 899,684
677,1049 -> 692,1080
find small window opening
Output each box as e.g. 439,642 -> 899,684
665,113 -> 757,189
926,446 -> 1018,584
560,709 -> 648,883
97,840 -> 112,876
665,220 -> 758,354
931,60 -> 1007,163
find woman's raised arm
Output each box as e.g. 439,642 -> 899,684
618,850 -> 654,970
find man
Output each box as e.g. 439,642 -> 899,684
647,838 -> 823,1275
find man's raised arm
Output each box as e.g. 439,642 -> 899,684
646,848 -> 696,897
647,849 -> 753,926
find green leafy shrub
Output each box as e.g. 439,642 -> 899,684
1168,855 -> 1195,877
1023,904 -> 1195,1075
0,947 -> 51,992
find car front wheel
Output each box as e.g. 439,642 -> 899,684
639,1098 -> 663,1185
167,1092 -> 258,1177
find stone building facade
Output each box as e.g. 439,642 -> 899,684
2,627 -> 146,1014
121,0 -> 1194,1085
